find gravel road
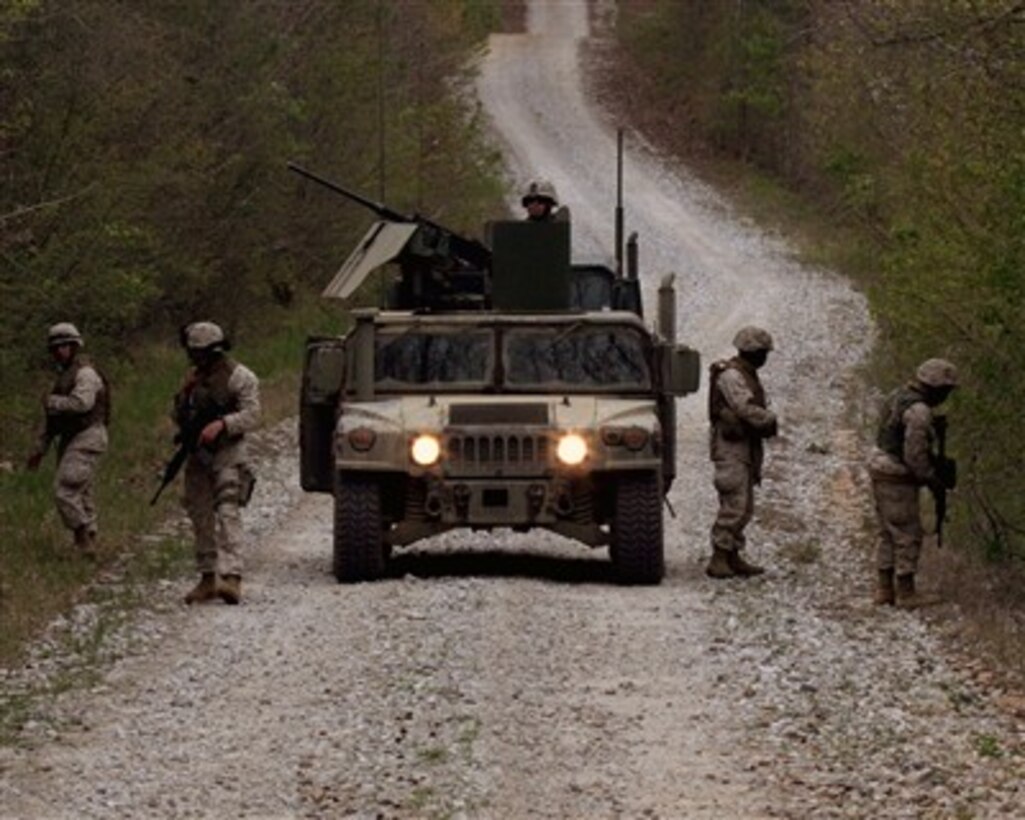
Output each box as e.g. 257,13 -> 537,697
2,2 -> 1023,818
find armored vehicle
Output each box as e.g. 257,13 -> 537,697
294,161 -> 700,585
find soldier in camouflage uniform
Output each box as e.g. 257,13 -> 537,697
868,358 -> 958,608
706,326 -> 779,579
522,179 -> 569,223
26,323 -> 110,558
175,322 -> 260,605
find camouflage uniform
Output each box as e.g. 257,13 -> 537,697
707,327 -> 778,578
175,322 -> 260,604
31,323 -> 110,554
868,358 -> 957,606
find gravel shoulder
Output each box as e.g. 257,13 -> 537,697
2,1 -> 1023,818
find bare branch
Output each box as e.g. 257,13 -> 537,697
0,187 -> 95,224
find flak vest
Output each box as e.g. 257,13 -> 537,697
181,356 -> 242,448
49,355 -> 110,450
709,356 -> 768,479
708,357 -> 767,428
875,385 -> 928,463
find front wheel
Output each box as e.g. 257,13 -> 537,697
610,472 -> 664,585
333,474 -> 387,582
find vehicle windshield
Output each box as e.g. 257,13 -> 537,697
504,325 -> 651,391
375,329 -> 493,389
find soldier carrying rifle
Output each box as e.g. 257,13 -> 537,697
867,358 -> 958,609
170,321 -> 260,605
26,322 -> 110,559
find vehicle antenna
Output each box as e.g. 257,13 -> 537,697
615,129 -> 624,279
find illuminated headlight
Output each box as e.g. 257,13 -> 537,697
410,434 -> 441,466
556,433 -> 588,466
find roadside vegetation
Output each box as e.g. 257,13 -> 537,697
604,1 -> 1024,675
0,0 -> 512,664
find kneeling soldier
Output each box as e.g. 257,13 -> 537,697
175,322 -> 260,605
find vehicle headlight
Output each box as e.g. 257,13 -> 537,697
411,434 -> 441,466
556,433 -> 588,466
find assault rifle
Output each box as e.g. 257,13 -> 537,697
287,162 -> 492,271
150,406 -> 224,505
931,415 -> 957,547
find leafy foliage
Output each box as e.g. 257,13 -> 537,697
617,0 -> 1025,561
0,0 -> 507,661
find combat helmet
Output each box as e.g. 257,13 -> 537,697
521,178 -> 559,207
47,322 -> 84,349
733,326 -> 774,353
915,358 -> 958,388
182,321 -> 229,352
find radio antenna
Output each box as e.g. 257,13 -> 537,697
615,129 -> 624,278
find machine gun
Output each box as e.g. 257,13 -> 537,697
150,406 -> 224,505
287,162 -> 492,271
931,415 -> 957,547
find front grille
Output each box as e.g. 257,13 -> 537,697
446,433 -> 549,475
448,403 -> 549,425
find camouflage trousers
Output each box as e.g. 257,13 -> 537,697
871,479 -> 923,575
184,458 -> 245,577
710,459 -> 755,553
55,443 -> 103,534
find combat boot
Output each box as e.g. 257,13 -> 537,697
184,573 -> 218,605
874,569 -> 895,606
895,573 -> 941,609
728,550 -> 765,578
706,548 -> 736,579
218,575 -> 241,605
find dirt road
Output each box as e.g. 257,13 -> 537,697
2,2 -> 1022,818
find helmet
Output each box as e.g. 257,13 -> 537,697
733,326 -> 774,353
915,358 -> 958,388
521,178 -> 558,207
183,321 -> 227,351
47,322 -> 83,348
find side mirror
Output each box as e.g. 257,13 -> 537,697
662,344 -> 701,396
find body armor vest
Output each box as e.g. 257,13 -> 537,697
709,356 -> 766,427
875,385 -> 927,461
49,355 -> 110,443
179,356 -> 241,441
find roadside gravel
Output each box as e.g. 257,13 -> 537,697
1,1 -> 1023,818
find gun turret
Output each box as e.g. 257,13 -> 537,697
287,162 -> 491,271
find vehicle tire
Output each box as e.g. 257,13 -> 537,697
333,474 -> 387,582
610,472 -> 664,585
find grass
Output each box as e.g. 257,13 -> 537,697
0,296 -> 347,666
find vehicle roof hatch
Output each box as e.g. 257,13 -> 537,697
322,221 -> 418,300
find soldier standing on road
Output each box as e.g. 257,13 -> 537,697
26,323 -> 110,559
522,179 -> 569,222
867,359 -> 958,609
706,327 -> 779,579
175,322 -> 260,606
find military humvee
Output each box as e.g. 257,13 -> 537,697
294,163 -> 700,584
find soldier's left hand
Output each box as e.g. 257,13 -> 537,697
199,419 -> 226,446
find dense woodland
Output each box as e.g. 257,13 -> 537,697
0,0 -> 509,660
0,0 -> 505,404
615,0 -> 1025,566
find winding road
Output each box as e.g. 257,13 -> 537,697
2,2 -> 1022,818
